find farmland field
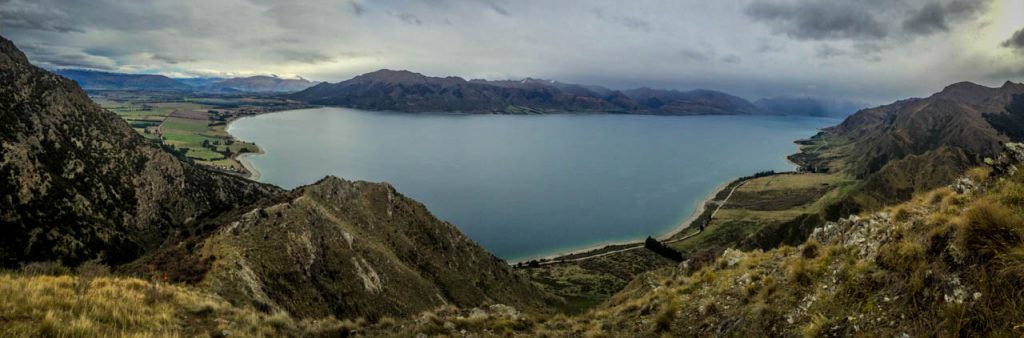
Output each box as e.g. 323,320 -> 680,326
86,90 -> 309,177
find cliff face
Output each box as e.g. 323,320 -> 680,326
0,36 -> 280,266
290,69 -> 763,115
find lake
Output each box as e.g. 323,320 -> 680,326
229,107 -> 838,261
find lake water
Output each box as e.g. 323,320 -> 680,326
229,107 -> 837,261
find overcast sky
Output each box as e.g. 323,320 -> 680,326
1,0 -> 1023,103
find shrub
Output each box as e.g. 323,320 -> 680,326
1000,181 -> 1024,206
653,303 -> 675,332
801,240 -> 820,259
801,313 -> 830,338
20,261 -> 70,276
892,205 -> 913,222
144,280 -> 175,306
929,188 -> 954,205
954,199 -> 1023,263
74,259 -> 109,296
787,259 -> 813,286
967,167 -> 992,184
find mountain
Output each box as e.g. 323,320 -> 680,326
790,81 -> 1024,206
754,96 -> 866,117
290,69 -> 764,115
53,69 -> 192,91
622,87 -> 763,115
207,75 -> 317,93
0,38 -> 278,266
135,176 -> 550,320
0,35 -> 549,320
174,77 -> 223,88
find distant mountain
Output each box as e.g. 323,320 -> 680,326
54,69 -> 192,91
207,75 -> 318,93
174,77 -> 223,88
754,96 -> 866,117
291,69 -> 765,115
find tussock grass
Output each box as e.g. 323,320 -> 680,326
954,198 -> 1023,263
0,272 -> 344,337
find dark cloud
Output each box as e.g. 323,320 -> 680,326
20,45 -> 117,70
747,0 -> 989,41
677,49 -> 709,62
1003,28 -> 1024,52
480,0 -> 509,16
745,1 -> 887,40
351,2 -> 365,15
0,0 -> 1010,104
0,4 -> 81,32
391,12 -> 423,25
902,0 -> 985,35
592,8 -> 652,32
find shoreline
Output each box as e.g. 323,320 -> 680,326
507,178 -> 736,265
225,115 -> 265,181
234,150 -> 263,181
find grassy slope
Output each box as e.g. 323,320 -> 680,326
0,273 -> 349,337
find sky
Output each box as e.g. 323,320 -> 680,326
1,0 -> 1023,104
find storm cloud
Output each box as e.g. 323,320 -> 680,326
1004,28 -> 1024,52
0,0 -> 1021,104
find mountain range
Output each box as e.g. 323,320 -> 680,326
291,69 -> 767,115
53,69 -> 318,93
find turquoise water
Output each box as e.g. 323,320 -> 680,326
229,107 -> 837,261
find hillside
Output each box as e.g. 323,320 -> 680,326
290,69 -> 764,115
133,176 -> 552,320
0,37 -> 278,266
53,69 -> 192,91
791,81 -> 1024,206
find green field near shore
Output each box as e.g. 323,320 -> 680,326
89,91 -> 266,173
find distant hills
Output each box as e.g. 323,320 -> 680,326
291,69 -> 768,115
53,69 -> 318,93
54,67 -> 863,116
53,69 -> 193,91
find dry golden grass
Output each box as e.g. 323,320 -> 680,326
0,273 -> 346,337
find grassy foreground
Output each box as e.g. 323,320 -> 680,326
0,272 -> 348,337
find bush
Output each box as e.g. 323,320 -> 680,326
653,304 -> 675,332
20,261 -> 71,276
74,259 -> 110,296
801,240 -> 820,259
955,199 -> 1023,263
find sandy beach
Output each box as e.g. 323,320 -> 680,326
225,115 -> 265,181
235,151 -> 263,181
